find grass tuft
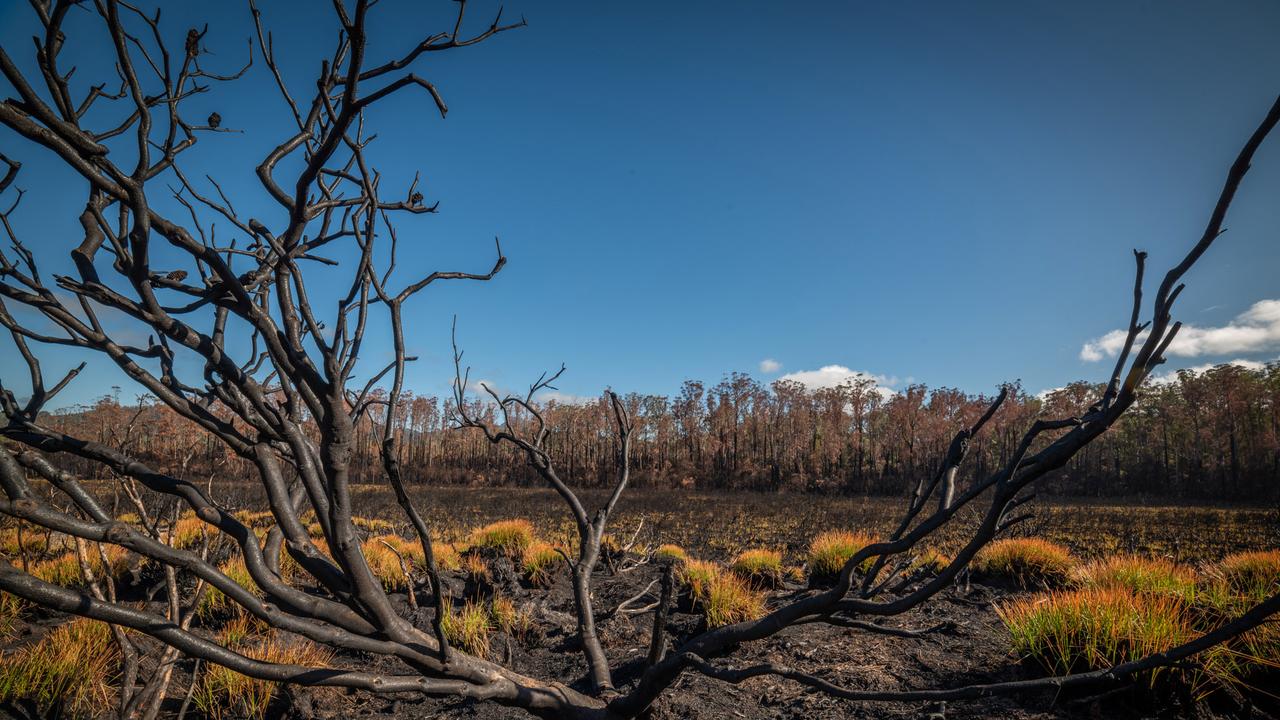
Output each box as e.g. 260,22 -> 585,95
0,618 -> 117,716
30,545 -> 131,587
0,593 -> 23,639
522,542 -> 564,586
910,548 -> 952,575
730,548 -> 783,588
169,515 -> 211,550
490,595 -> 537,644
974,538 -> 1074,587
199,555 -> 260,618
997,587 -> 1192,680
1075,555 -> 1196,598
468,520 -> 535,558
679,558 -> 765,628
1216,550 -> 1280,598
195,621 -> 333,720
441,599 -> 492,658
806,530 -> 875,579
654,544 -> 688,565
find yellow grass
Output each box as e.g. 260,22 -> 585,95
806,530 -> 875,578
974,538 -> 1075,587
169,515 -> 211,550
468,520 -> 536,558
678,558 -> 765,628
30,545 -> 132,586
199,555 -> 259,618
0,593 -> 23,639
195,621 -> 333,720
997,587 -> 1192,680
1074,555 -> 1196,598
0,618 -> 118,716
0,525 -> 70,558
522,542 -> 564,586
490,595 -> 537,643
1216,549 -> 1280,598
730,548 -> 783,588
441,599 -> 492,658
654,544 -> 688,565
910,548 -> 952,574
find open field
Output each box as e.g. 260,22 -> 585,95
2,484 -> 1278,720
204,483 -> 1280,566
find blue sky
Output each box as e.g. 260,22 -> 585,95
2,1 -> 1279,408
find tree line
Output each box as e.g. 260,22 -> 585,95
40,361 -> 1280,503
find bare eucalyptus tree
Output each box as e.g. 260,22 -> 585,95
0,1 -> 1277,718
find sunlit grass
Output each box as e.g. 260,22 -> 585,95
806,530 -> 875,579
0,525 -> 70,558
29,545 -> 131,587
522,542 -> 563,586
730,548 -> 783,588
678,558 -> 765,628
1074,555 -> 1196,598
997,587 -> 1192,681
194,619 -> 333,720
490,595 -> 537,644
468,520 -> 536,558
0,593 -> 23,639
0,618 -> 118,716
910,547 -> 952,575
440,598 -> 492,658
654,544 -> 688,565
974,538 -> 1075,587
1216,549 -> 1280,599
169,515 -> 211,550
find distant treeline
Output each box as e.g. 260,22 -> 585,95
37,362 -> 1280,503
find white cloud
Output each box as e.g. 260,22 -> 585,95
1034,386 -> 1065,401
1081,299 -> 1280,362
536,389 -> 597,405
1149,358 -> 1269,385
777,364 -> 898,398
759,358 -> 782,373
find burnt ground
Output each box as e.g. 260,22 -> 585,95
277,559 -> 1274,720
3,554 -> 1277,720
4,486 -> 1278,720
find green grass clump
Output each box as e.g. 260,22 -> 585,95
0,618 -> 118,716
997,587 -> 1192,680
806,530 -> 875,579
441,599 -> 492,658
702,570 -> 765,628
730,548 -> 783,588
974,538 -> 1075,587
468,520 -> 536,559
1075,555 -> 1196,598
194,617 -> 333,720
1215,550 -> 1280,598
522,542 -> 564,586
490,595 -> 537,644
678,558 -> 765,628
679,559 -> 720,598
1194,575 -> 1280,688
